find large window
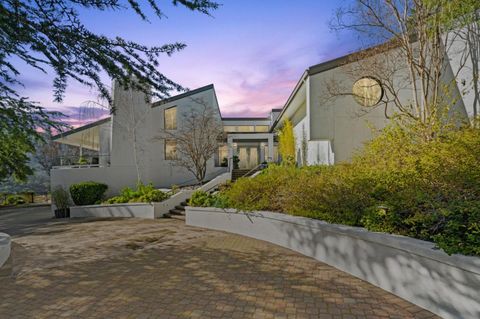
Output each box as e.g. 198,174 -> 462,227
215,145 -> 228,167
165,140 -> 177,160
164,106 -> 177,130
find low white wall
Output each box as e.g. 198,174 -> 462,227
0,233 -> 11,268
186,208 -> 480,319
71,203 -> 157,219
154,172 -> 231,218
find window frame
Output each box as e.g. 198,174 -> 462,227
164,139 -> 177,160
164,106 -> 177,130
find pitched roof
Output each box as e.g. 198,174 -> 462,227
151,84 -> 215,108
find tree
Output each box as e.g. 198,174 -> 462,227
329,0 -> 480,137
34,129 -> 60,176
278,119 -> 296,165
0,0 -> 218,181
160,98 -> 224,184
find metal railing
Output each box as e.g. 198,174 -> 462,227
52,154 -> 110,169
239,162 -> 268,179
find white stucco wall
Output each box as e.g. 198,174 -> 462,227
52,84 -> 227,197
186,208 -> 480,319
0,233 -> 11,269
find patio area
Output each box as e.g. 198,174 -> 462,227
0,208 -> 438,319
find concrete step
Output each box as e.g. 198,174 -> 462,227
169,209 -> 185,216
180,201 -> 188,206
174,205 -> 186,211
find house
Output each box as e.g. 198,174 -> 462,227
51,38 -> 477,195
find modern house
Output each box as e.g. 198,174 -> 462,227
51,38 -> 477,195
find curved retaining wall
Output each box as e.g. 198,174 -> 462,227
186,207 -> 480,319
0,233 -> 11,268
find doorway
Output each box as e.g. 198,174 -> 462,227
237,146 -> 259,169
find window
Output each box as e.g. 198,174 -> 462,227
255,125 -> 269,132
223,125 -> 255,133
165,140 -> 177,160
216,145 -> 228,167
352,77 -> 383,107
237,126 -> 255,132
164,106 -> 177,130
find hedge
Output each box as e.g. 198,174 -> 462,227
69,181 -> 108,206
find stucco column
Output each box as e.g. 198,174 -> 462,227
259,142 -> 265,163
227,136 -> 234,171
99,124 -> 111,167
267,134 -> 274,162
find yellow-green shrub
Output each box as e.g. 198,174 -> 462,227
220,123 -> 480,256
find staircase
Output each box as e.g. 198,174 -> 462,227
168,201 -> 188,220
231,167 -> 262,182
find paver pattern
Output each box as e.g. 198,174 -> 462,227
0,212 -> 439,319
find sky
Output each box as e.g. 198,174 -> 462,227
16,0 -> 361,126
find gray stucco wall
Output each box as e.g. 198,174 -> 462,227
52,84 -> 226,197
308,68 -> 392,163
186,207 -> 480,319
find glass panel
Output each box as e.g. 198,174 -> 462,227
164,107 -> 177,130
216,145 -> 228,167
249,148 -> 258,168
165,140 -> 177,160
255,125 -> 269,132
237,126 -> 255,132
223,126 -> 237,132
264,145 -> 279,162
238,147 -> 248,169
352,77 -> 383,107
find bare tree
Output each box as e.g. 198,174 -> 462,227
328,0 -> 480,137
35,129 -> 60,176
160,98 -> 224,184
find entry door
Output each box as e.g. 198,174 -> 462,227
238,147 -> 259,169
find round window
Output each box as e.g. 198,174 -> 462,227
352,77 -> 383,107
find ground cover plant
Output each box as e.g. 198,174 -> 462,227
104,183 -> 170,204
196,123 -> 480,256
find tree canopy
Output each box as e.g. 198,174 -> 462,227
0,0 -> 218,181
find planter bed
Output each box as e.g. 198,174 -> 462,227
186,207 -> 480,319
70,202 -> 169,219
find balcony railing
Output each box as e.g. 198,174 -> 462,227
52,154 -> 110,169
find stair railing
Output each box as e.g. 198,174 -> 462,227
239,162 -> 267,179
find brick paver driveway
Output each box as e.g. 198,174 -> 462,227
0,209 -> 438,319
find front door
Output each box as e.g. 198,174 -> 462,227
238,147 -> 259,169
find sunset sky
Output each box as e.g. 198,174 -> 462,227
16,1 -> 361,126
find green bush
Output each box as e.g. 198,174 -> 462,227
69,181 -> 108,206
51,186 -> 71,209
219,123 -> 480,256
103,183 -> 170,204
2,194 -> 26,206
188,190 -> 230,208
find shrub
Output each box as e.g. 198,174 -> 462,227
103,183 -> 170,204
219,123 -> 480,256
51,186 -> 71,209
69,181 -> 108,206
2,194 -> 26,206
278,119 -> 296,165
188,190 -> 230,208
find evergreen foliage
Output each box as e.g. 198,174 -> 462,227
0,0 -> 218,181
69,181 -> 108,205
278,119 -> 296,165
